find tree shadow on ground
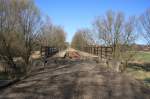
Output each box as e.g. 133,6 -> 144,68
0,63 -> 82,99
128,63 -> 150,71
0,59 -> 150,99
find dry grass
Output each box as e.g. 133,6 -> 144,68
127,62 -> 150,87
127,51 -> 150,86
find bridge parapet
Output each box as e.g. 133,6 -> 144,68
84,45 -> 113,60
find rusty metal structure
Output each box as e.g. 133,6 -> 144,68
41,46 -> 59,66
84,45 -> 113,59
41,46 -> 59,58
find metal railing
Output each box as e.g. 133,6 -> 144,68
84,45 -> 113,60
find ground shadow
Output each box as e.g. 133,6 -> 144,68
128,62 -> 150,71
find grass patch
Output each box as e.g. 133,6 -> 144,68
127,66 -> 150,87
133,51 -> 150,62
127,68 -> 150,79
144,78 -> 150,87
0,72 -> 9,80
128,51 -> 150,86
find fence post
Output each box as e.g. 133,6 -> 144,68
93,46 -> 95,55
83,45 -> 113,60
91,46 -> 92,54
105,47 -> 107,58
90,46 -> 91,54
101,47 -> 102,59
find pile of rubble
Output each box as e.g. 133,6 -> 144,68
65,51 -> 81,59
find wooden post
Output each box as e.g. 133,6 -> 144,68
93,47 -> 95,55
101,47 -> 102,59
92,46 -> 94,55
97,47 -> 99,56
95,47 -> 97,55
105,47 -> 107,58
89,46 -> 91,53
90,46 -> 92,54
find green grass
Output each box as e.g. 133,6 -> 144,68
127,65 -> 150,87
0,72 -> 9,80
127,51 -> 150,86
133,51 -> 150,62
144,77 -> 150,86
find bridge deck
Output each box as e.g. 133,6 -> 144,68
0,60 -> 150,99
0,49 -> 149,99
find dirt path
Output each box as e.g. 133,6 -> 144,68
0,49 -> 149,99
54,48 -> 98,58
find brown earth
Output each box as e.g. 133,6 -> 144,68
0,49 -> 149,99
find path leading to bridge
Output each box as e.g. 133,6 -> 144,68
0,48 -> 149,99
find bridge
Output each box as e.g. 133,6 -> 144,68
0,48 -> 149,99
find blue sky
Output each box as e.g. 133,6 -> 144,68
35,0 -> 150,44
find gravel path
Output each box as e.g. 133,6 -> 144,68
0,58 -> 149,99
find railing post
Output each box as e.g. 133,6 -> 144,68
105,47 -> 107,58
90,46 -> 91,54
101,47 -> 102,59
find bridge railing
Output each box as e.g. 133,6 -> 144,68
40,46 -> 60,66
84,45 -> 113,60
41,46 -> 59,58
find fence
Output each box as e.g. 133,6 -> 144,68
41,46 -> 59,58
0,61 -> 9,73
84,45 -> 113,60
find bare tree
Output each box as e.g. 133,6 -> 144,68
0,0 -> 20,73
40,17 -> 67,49
71,29 -> 94,50
16,0 -> 42,69
93,10 -> 137,71
0,0 -> 42,75
93,11 -> 137,57
139,8 -> 150,45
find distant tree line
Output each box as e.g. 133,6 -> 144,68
72,9 -> 150,49
71,28 -> 94,51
